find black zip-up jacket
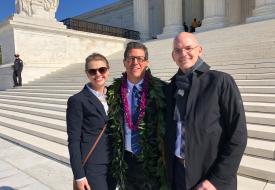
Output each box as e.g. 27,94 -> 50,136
165,61 -> 247,190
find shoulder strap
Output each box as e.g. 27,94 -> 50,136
81,124 -> 107,166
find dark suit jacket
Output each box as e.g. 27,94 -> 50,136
165,61 -> 247,190
67,85 -> 110,180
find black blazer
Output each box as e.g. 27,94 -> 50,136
165,62 -> 247,190
67,85 -> 110,180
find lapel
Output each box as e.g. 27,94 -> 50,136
167,75 -> 177,113
82,85 -> 108,122
185,61 -> 210,120
167,75 -> 178,145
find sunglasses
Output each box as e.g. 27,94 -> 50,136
86,67 -> 108,75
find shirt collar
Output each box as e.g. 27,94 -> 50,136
127,78 -> 144,91
86,83 -> 106,97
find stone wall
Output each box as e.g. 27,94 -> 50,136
0,15 -> 128,90
74,0 -> 165,38
75,0 -> 134,30
0,63 -> 13,90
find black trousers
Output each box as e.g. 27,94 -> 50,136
124,151 -> 146,190
13,70 -> 22,86
124,151 -> 160,190
85,163 -> 116,190
173,156 -> 187,190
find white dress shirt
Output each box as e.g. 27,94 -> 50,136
86,84 -> 108,114
175,106 -> 184,159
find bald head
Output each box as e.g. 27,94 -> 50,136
173,32 -> 200,47
172,32 -> 203,72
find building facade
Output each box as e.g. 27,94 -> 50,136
64,0 -> 275,40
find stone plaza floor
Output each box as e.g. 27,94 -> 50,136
1,137 -> 275,190
0,137 -> 72,190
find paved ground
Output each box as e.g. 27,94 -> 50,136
1,137 -> 275,190
0,137 -> 72,190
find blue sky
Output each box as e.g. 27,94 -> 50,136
0,0 -> 118,22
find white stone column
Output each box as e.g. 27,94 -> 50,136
241,0 -> 255,23
246,0 -> 275,23
197,0 -> 228,32
133,0 -> 150,40
157,0 -> 183,39
226,0 -> 242,26
184,0 -> 204,28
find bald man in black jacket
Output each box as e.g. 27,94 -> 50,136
165,32 -> 247,190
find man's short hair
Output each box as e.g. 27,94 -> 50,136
123,41 -> 148,61
85,53 -> 109,71
14,54 -> 19,57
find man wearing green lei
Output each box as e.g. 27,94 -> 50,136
107,42 -> 169,190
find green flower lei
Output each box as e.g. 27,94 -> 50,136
107,69 -> 169,190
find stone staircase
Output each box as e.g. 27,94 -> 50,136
1,19 -> 275,189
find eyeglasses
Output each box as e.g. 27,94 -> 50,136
173,46 -> 198,54
86,67 -> 108,75
125,56 -> 147,63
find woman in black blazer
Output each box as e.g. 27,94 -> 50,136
67,53 -> 114,190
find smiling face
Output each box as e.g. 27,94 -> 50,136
86,60 -> 109,93
124,48 -> 148,84
172,32 -> 203,72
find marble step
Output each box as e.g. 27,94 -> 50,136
241,94 -> 275,103
239,86 -> 275,94
204,43 -> 275,53
0,116 -> 67,145
20,85 -> 82,90
248,124 -> 275,141
237,175 -> 275,190
236,80 -> 275,86
0,94 -> 67,105
212,62 -> 275,70
34,77 -> 87,83
205,53 -> 275,63
0,102 -> 65,121
0,98 -> 66,112
0,109 -> 66,131
233,73 -> 275,80
25,82 -> 85,86
244,102 -> 275,114
245,138 -> 275,159
239,155 -> 275,182
246,112 -> 275,126
6,88 -> 78,94
210,59 -> 275,67
0,125 -> 69,164
0,91 -> 70,99
212,67 -> 275,75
